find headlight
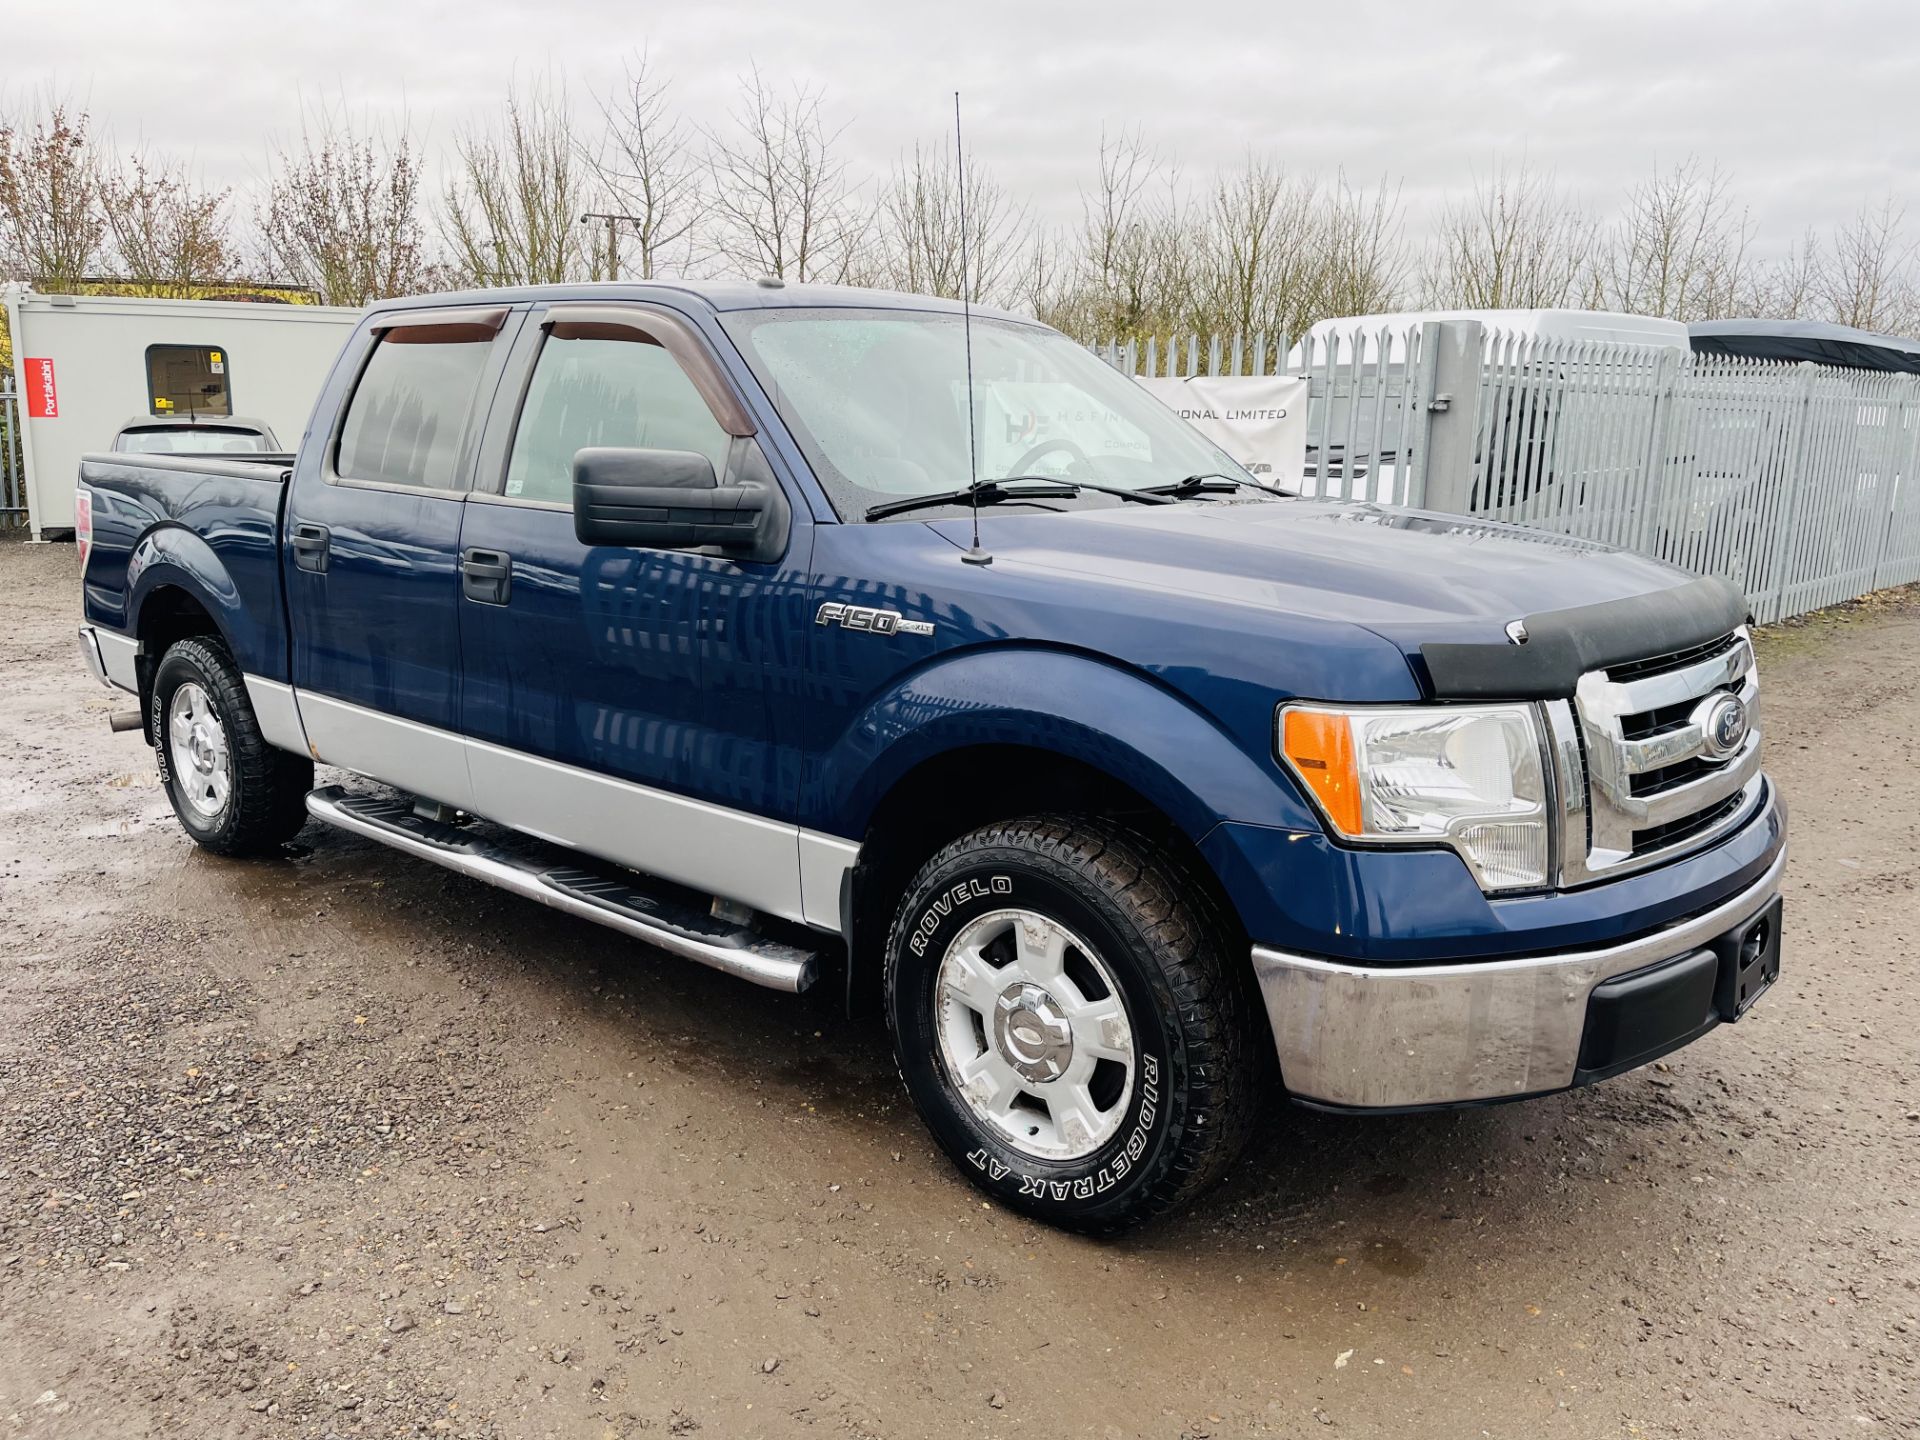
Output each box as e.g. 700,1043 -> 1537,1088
1277,702 -> 1550,891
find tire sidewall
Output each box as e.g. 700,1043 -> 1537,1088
152,643 -> 240,846
887,842 -> 1186,1226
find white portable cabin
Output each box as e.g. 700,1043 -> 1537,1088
3,287 -> 363,538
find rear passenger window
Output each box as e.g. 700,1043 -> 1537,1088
337,334 -> 493,490
504,333 -> 733,505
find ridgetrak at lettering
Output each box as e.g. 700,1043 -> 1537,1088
72,279 -> 1786,1234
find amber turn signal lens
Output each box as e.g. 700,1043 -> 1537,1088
1280,708 -> 1363,835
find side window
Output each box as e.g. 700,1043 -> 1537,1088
504,333 -> 733,505
146,344 -> 231,417
337,334 -> 494,490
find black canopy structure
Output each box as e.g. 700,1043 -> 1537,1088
1689,319 -> 1920,373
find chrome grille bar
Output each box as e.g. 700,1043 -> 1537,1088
1552,628 -> 1763,885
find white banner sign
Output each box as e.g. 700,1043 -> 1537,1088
1136,374 -> 1309,490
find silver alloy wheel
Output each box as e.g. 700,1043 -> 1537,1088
167,681 -> 232,820
935,907 -> 1136,1162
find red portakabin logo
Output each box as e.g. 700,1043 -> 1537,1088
24,358 -> 57,418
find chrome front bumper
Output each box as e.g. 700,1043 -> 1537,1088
1251,844 -> 1787,1109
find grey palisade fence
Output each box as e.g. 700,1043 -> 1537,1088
0,383 -> 25,529
1105,321 -> 1920,624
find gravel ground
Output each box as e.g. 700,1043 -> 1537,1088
1,538 -> 1915,1439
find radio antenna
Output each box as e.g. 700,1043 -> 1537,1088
955,90 -> 991,566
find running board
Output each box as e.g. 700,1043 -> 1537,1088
304,785 -> 819,993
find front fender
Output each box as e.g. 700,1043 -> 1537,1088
806,644 -> 1323,843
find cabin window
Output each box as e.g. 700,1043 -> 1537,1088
145,344 -> 233,418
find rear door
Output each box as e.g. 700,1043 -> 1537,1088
284,304 -> 520,810
455,301 -> 814,921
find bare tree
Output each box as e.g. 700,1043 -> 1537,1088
589,52 -> 700,279
1821,196 -> 1917,334
1185,156 -> 1321,340
1599,157 -> 1753,321
99,152 -> 233,295
1424,159 -> 1598,310
1741,228 -> 1821,320
1315,173 -> 1409,322
0,97 -> 106,287
874,140 -> 1028,304
705,68 -> 864,283
1020,224 -> 1080,329
1063,127 -> 1189,342
259,106 -> 430,305
441,79 -> 593,287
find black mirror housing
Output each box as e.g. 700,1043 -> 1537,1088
572,446 -> 785,558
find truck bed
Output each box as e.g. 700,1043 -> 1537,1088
78,451 -> 294,683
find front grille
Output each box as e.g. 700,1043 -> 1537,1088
1554,628 -> 1762,884
1605,632 -> 1742,684
1631,754 -> 1719,797
1629,793 -> 1746,857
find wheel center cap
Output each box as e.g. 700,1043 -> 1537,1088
994,982 -> 1073,1082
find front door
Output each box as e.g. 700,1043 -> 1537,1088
284,305 -> 520,810
456,303 -> 809,920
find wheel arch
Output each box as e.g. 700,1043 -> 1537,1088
844,741 -> 1252,1017
131,578 -> 226,741
821,646 -> 1312,1015
126,525 -> 243,669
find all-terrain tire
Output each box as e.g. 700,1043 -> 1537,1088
884,815 -> 1260,1234
151,637 -> 312,856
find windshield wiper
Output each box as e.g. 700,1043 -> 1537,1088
1140,472 -> 1288,499
863,475 -> 1172,522
864,478 -> 1075,522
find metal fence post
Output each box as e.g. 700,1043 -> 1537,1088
1759,364 -> 1819,623
1411,320 -> 1485,514
1630,348 -> 1681,558
1870,373 -> 1915,592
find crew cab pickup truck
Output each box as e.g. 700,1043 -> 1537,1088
75,282 -> 1786,1231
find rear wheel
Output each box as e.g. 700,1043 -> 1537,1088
884,816 -> 1259,1233
152,637 -> 312,856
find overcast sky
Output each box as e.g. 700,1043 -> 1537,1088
13,0 -> 1919,256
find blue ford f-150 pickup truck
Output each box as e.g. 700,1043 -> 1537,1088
74,282 -> 1786,1231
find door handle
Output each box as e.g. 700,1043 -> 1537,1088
461,547 -> 512,605
291,523 -> 331,573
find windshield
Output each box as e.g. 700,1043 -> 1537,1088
720,307 -> 1254,520
116,427 -> 271,455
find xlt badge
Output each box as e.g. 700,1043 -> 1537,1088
815,601 -> 934,637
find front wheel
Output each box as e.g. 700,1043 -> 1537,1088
884,816 -> 1259,1233
152,637 -> 313,856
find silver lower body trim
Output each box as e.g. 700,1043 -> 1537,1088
305,787 -> 819,994
78,625 -> 111,689
282,686 -> 858,936
1251,841 -> 1787,1109
241,675 -> 311,757
81,626 -> 140,693
295,691 -> 479,814
798,830 -> 860,931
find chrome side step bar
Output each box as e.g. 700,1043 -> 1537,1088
304,785 -> 819,993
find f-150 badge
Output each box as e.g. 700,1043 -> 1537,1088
815,602 -> 934,637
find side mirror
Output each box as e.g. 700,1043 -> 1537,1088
572,446 -> 779,555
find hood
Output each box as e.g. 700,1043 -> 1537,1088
927,498 -> 1743,695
